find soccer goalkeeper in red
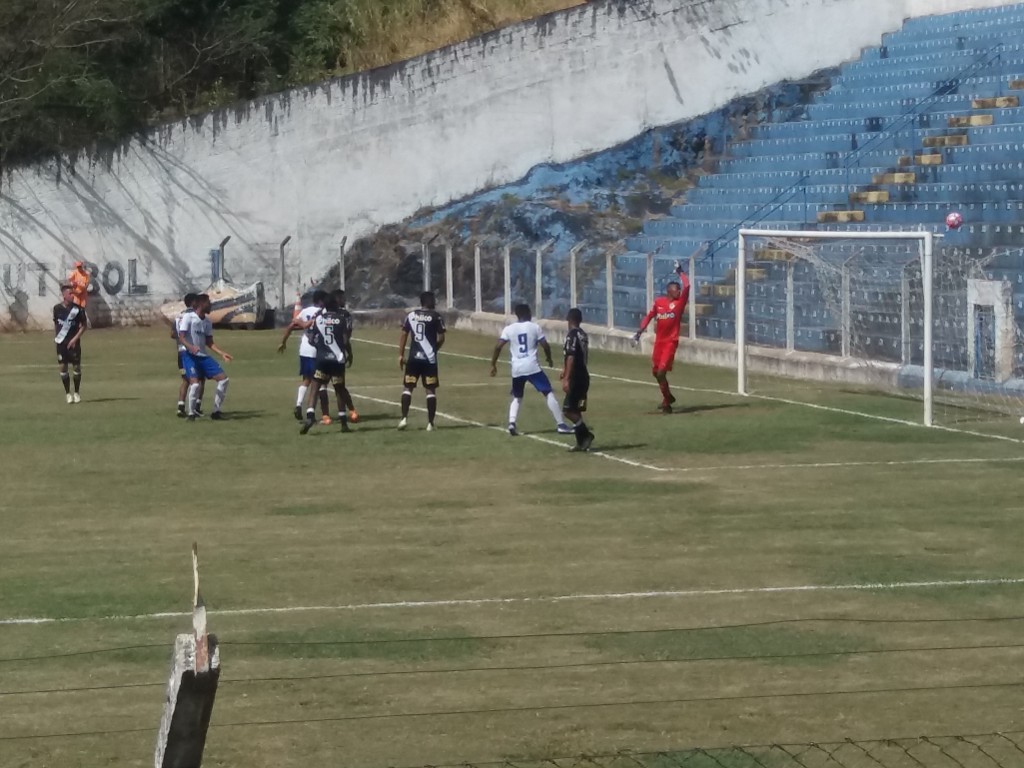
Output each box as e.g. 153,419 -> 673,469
632,260 -> 690,413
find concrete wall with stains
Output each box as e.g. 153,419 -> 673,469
0,0 -> 1011,329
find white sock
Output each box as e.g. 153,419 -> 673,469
509,397 -> 522,425
214,378 -> 229,411
296,384 -> 308,408
546,392 -> 564,424
187,383 -> 200,415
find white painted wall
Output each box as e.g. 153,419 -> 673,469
0,0 -> 1014,328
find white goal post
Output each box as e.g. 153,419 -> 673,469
736,229 -> 936,427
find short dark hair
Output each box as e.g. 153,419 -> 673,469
59,283 -> 73,292
312,290 -> 328,305
183,292 -> 198,307
667,281 -> 681,290
325,294 -> 340,312
420,291 -> 436,309
514,304 -> 531,321
567,307 -> 583,324
196,293 -> 210,306
332,289 -> 346,305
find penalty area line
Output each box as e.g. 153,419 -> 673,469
353,339 -> 1024,448
6,577 -> 1024,626
349,392 -> 668,473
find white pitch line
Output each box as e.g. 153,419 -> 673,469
353,339 -> 1024,447
349,393 -> 668,473
6,577 -> 1024,626
672,456 -> 1024,473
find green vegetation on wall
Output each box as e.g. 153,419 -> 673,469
0,0 -> 581,165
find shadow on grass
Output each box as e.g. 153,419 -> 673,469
86,397 -> 141,403
349,413 -> 396,423
676,403 -> 751,415
593,443 -> 649,452
218,410 -> 266,421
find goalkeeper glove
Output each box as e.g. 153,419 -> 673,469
631,331 -> 641,347
672,259 -> 683,273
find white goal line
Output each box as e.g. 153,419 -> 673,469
4,577 -> 1024,626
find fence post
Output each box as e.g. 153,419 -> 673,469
217,236 -> 231,283
841,258 -> 852,357
503,245 -> 512,318
535,239 -> 554,318
474,244 -> 482,314
645,252 -> 655,311
421,241 -> 431,293
279,236 -> 291,309
338,236 -> 347,291
154,545 -> 220,768
688,253 -> 697,340
445,244 -> 454,311
606,250 -> 614,329
786,259 -> 795,352
535,248 -> 544,317
569,241 -> 586,310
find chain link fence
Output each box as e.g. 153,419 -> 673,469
403,732 -> 1024,768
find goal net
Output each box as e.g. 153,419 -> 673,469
736,228 -> 1024,439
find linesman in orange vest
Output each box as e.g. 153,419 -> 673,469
68,261 -> 90,308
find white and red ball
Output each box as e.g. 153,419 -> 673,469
945,211 -> 964,230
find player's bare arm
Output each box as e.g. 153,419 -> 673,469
490,338 -> 508,377
436,330 -> 445,351
207,336 -> 233,363
398,330 -> 409,368
539,338 -> 555,368
561,354 -> 575,392
67,319 -> 87,349
277,317 -> 315,353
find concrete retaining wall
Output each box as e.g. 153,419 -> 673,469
1,0 -> 1013,330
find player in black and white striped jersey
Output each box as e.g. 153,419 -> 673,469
53,284 -> 88,404
397,291 -> 446,431
300,293 -> 352,434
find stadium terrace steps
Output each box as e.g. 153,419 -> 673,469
608,3 -> 1024,352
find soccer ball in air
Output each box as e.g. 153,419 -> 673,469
945,211 -> 964,230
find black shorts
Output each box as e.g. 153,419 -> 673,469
562,374 -> 589,413
314,361 -> 347,386
403,358 -> 439,389
56,343 -> 81,366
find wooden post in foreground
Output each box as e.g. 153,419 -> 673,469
154,544 -> 220,768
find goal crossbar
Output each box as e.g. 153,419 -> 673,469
736,228 -> 936,426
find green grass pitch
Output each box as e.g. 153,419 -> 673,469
1,324 -> 1023,768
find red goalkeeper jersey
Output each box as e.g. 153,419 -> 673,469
639,274 -> 690,343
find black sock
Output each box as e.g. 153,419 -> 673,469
401,393 -> 412,418
73,372 -> 81,393
318,390 -> 330,416
60,373 -> 70,394
574,420 -> 589,445
426,395 -> 437,424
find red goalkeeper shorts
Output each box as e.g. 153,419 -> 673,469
651,340 -> 679,373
